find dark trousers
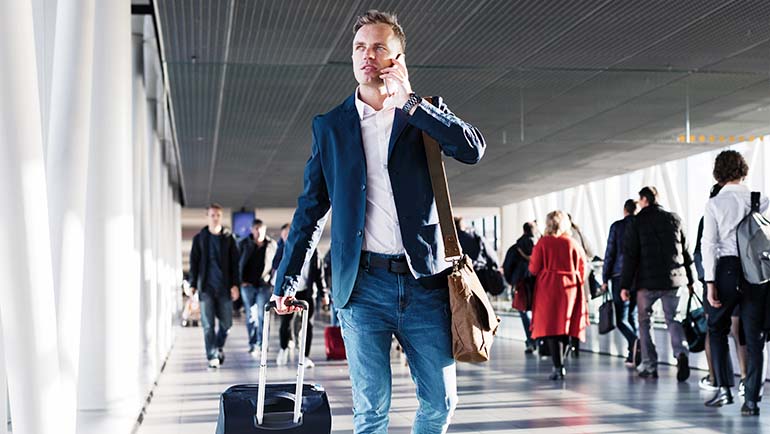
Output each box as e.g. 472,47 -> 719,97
544,335 -> 566,368
280,288 -> 315,356
611,277 -> 638,352
708,256 -> 768,401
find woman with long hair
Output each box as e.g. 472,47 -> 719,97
529,210 -> 589,379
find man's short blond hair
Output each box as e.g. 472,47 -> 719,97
353,9 -> 406,52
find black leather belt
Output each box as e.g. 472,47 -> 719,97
360,251 -> 410,274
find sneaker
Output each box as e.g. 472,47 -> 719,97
208,358 -> 220,369
739,379 -> 746,397
525,343 -> 536,354
276,348 -> 289,366
639,368 -> 658,379
304,357 -> 315,369
676,353 -> 690,382
248,345 -> 255,354
217,348 -> 225,365
699,375 -> 718,391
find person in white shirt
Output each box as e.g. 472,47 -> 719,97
702,150 -> 769,415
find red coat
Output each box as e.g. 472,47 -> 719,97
528,234 -> 589,341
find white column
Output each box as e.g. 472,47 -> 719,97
151,135 -> 163,367
45,1 -> 95,432
0,319 -> 7,434
0,2 -> 64,433
79,0 -> 140,410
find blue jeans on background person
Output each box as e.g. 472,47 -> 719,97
337,252 -> 457,434
199,291 -> 233,360
241,283 -> 272,349
611,277 -> 638,354
518,310 -> 535,348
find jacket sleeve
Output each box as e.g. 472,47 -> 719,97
262,240 -> 277,284
620,219 -> 640,290
680,224 -> 695,286
602,222 -> 618,283
273,117 -> 331,297
528,242 -> 544,277
701,202 -> 719,282
188,234 -> 200,289
408,96 -> 485,164
229,235 -> 240,287
502,246 -> 516,285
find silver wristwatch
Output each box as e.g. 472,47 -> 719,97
402,93 -> 421,114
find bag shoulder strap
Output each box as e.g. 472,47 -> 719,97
751,191 -> 761,213
421,121 -> 462,259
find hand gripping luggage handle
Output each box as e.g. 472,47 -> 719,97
256,299 -> 310,427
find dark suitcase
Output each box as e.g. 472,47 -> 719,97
216,300 -> 332,434
324,326 -> 346,360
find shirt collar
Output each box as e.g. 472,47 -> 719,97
354,87 -> 375,120
719,183 -> 748,194
354,87 -> 395,120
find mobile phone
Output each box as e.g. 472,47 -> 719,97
384,53 -> 402,96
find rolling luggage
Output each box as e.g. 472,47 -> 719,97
324,326 -> 346,360
216,300 -> 332,434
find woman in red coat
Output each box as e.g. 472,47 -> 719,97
529,210 -> 589,380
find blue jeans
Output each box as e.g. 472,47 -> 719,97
199,291 -> 233,360
241,284 -> 272,347
337,253 -> 457,434
518,310 -> 535,347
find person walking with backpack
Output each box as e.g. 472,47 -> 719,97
503,221 -> 539,353
701,150 -> 769,415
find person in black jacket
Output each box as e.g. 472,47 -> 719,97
621,186 -> 695,381
276,249 -> 326,368
188,203 -> 241,368
238,219 -> 277,355
601,199 -> 638,367
503,221 -> 538,353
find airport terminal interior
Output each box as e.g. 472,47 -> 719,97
4,0 -> 770,433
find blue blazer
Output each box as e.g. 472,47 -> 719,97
274,93 -> 486,308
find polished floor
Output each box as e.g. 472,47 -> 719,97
136,312 -> 770,434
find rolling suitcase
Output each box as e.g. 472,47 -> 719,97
324,326 -> 346,360
216,300 -> 332,434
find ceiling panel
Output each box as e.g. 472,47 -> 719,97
156,0 -> 770,208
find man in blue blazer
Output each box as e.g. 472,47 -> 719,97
273,10 -> 485,434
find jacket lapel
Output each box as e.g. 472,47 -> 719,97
388,109 -> 408,161
341,94 -> 364,155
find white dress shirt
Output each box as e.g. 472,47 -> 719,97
354,88 -> 406,256
702,183 -> 769,281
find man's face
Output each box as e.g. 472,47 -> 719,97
352,23 -> 403,87
251,224 -> 266,241
207,208 -> 223,227
638,196 -> 649,208
280,228 -> 290,241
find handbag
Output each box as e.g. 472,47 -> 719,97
588,269 -> 603,299
422,130 -> 500,363
598,291 -> 615,335
512,276 -> 533,312
681,292 -> 707,353
477,265 -> 506,296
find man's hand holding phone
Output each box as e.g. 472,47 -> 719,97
380,54 -> 413,108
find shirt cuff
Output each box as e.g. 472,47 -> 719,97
274,275 -> 300,297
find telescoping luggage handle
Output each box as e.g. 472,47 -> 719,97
256,299 -> 310,428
